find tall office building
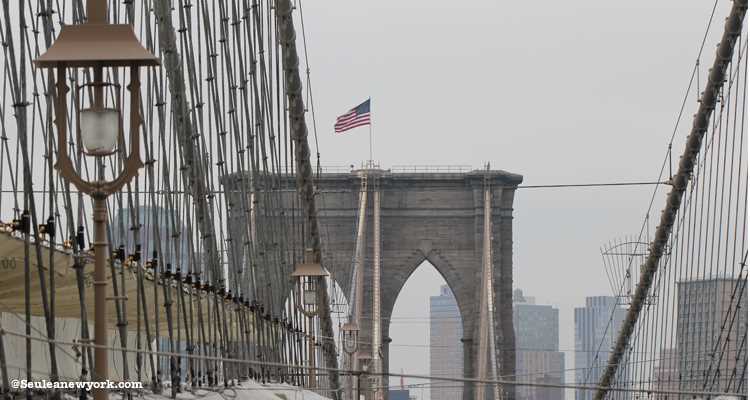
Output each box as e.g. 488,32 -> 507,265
430,285 -> 463,400
676,278 -> 748,394
574,296 -> 627,400
514,289 -> 558,350
513,289 -> 565,400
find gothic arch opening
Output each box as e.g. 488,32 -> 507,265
386,260 -> 465,400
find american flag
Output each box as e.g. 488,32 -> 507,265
334,99 -> 371,133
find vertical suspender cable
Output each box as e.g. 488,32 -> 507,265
475,176 -> 495,400
372,176 -> 382,400
345,172 -> 368,399
351,175 -> 368,324
485,183 -> 501,400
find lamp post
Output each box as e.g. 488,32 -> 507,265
34,2 -> 158,400
341,322 -> 359,400
355,352 -> 372,400
291,249 -> 329,389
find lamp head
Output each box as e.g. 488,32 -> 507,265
79,107 -> 119,156
291,260 -> 328,314
341,322 -> 360,354
32,19 -> 159,196
356,352 -> 372,372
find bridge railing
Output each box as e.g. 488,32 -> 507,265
389,165 -> 474,173
316,165 -> 356,173
286,165 -> 353,174
290,164 -> 477,174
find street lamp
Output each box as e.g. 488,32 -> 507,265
291,249 -> 328,388
34,2 -> 158,400
290,249 -> 329,317
341,323 -> 359,400
341,322 -> 359,355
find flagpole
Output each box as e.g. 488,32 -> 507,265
369,98 -> 373,168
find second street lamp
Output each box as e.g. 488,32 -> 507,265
341,322 -> 359,355
291,249 -> 329,388
34,1 -> 159,400
341,322 -> 360,400
291,248 -> 329,317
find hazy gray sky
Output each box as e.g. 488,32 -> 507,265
0,0 -> 733,398
299,1 -> 731,399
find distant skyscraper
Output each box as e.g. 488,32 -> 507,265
574,296 -> 627,400
513,289 -> 564,400
676,278 -> 748,394
388,389 -> 411,400
514,289 -> 559,350
430,285 -> 463,400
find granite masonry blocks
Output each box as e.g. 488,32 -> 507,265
223,169 -> 522,400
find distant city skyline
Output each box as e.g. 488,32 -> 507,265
427,286 -> 568,400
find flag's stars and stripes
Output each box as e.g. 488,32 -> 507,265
334,99 -> 371,133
